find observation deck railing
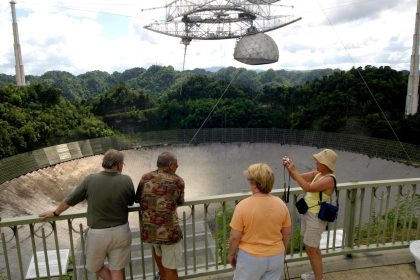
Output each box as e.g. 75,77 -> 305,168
1,178 -> 419,279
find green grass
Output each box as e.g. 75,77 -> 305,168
354,194 -> 420,245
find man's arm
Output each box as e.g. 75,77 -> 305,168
126,178 -> 135,206
177,178 -> 185,205
134,180 -> 143,204
39,201 -> 71,218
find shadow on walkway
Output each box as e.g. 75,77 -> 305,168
196,248 -> 419,280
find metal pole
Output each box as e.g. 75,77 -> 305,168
10,0 -> 26,87
405,0 -> 420,116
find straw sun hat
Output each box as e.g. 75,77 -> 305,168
313,149 -> 338,172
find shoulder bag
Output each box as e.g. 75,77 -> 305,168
318,176 -> 338,222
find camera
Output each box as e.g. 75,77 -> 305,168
282,156 -> 290,166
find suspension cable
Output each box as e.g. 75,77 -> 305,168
188,70 -> 240,145
316,0 -> 414,165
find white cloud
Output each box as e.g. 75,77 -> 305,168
0,0 -> 417,76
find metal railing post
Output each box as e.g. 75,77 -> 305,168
344,189 -> 357,251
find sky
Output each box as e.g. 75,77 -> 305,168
0,0 -> 417,76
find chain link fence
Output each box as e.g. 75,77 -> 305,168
1,129 -> 419,185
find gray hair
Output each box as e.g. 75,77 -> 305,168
157,151 -> 177,168
102,149 -> 124,169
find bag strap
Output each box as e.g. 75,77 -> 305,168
297,194 -> 318,209
319,176 -> 338,207
283,165 -> 291,203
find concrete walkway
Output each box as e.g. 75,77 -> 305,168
196,248 -> 419,280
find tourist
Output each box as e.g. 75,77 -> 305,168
136,151 -> 185,280
283,148 -> 338,280
229,163 -> 291,280
39,149 -> 135,280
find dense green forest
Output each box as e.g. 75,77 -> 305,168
0,65 -> 419,160
0,84 -> 113,158
0,66 -> 337,102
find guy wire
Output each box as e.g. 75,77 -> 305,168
188,69 -> 240,145
179,41 -> 189,97
316,0 -> 414,165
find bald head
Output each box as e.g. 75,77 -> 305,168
102,149 -> 124,169
157,151 -> 177,169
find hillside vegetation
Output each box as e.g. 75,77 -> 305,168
0,84 -> 113,158
0,65 -> 419,159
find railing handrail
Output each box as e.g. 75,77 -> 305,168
2,177 -> 419,227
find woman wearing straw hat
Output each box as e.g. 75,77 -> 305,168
283,149 -> 338,280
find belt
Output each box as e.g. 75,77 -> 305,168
90,223 -> 126,229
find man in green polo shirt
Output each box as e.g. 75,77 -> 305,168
40,149 -> 135,280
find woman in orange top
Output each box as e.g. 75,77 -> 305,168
284,149 -> 337,280
229,163 -> 291,280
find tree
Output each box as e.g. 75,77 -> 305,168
0,84 -> 114,159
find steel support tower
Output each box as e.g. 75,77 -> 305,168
405,0 -> 420,116
10,0 -> 26,87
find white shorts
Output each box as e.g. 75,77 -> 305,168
152,241 -> 183,269
301,212 -> 327,248
85,223 -> 132,272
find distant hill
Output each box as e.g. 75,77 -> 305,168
0,66 -> 339,102
1,65 -> 419,160
203,66 -> 222,72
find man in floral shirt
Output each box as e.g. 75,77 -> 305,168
136,151 -> 185,280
